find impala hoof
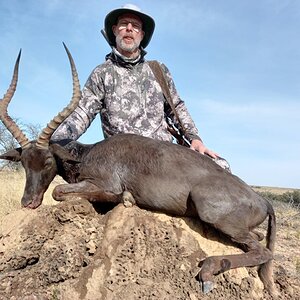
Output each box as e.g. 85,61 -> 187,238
202,281 -> 214,294
122,191 -> 136,208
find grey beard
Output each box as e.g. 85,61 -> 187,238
116,35 -> 140,53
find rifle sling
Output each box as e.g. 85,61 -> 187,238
148,60 -> 189,146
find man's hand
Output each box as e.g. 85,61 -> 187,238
190,139 -> 219,159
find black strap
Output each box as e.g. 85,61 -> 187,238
148,60 -> 190,146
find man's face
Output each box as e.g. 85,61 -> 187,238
113,13 -> 144,56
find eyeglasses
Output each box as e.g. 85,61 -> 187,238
117,20 -> 142,33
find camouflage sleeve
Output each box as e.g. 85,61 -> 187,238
160,63 -> 202,142
51,68 -> 104,141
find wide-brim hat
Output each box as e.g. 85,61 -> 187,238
104,4 -> 155,49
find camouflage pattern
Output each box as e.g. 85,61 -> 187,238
52,48 -> 201,143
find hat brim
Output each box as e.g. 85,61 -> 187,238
104,8 -> 155,49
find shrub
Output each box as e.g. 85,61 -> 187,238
257,190 -> 300,209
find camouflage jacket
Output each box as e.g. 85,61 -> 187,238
52,48 -> 201,143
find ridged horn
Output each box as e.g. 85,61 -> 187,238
36,43 -> 81,149
0,50 -> 31,149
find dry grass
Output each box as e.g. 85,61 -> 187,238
252,185 -> 300,195
0,170 -> 65,219
269,200 -> 300,278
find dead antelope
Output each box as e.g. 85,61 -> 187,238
0,46 -> 278,297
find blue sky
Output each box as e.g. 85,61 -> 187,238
0,0 -> 299,188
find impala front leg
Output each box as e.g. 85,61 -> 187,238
52,181 -> 123,204
122,191 -> 136,207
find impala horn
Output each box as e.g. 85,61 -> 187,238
0,50 -> 31,149
36,42 -> 81,149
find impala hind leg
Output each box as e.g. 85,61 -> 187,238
250,230 -> 264,241
198,234 -> 273,294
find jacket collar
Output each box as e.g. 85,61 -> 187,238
106,47 -> 147,67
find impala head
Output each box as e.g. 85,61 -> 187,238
0,44 -> 81,208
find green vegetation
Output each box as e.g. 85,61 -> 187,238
257,190 -> 300,208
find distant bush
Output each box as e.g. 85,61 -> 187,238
258,190 -> 300,209
0,119 -> 41,170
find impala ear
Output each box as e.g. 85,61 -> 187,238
0,148 -> 22,162
50,143 -> 81,164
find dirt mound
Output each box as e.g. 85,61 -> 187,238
0,200 -> 298,299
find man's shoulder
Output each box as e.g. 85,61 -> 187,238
147,60 -> 170,74
147,59 -> 164,66
90,60 -> 114,76
95,59 -> 113,70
